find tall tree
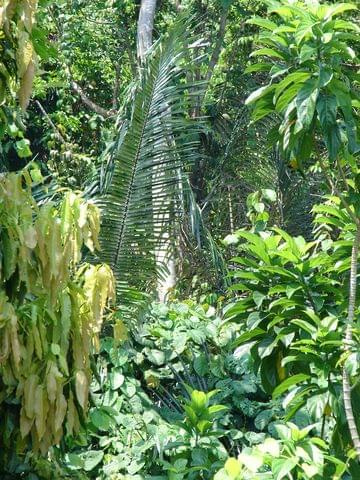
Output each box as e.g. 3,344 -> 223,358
137,0 -> 157,61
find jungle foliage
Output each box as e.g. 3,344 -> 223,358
1,0 -> 360,479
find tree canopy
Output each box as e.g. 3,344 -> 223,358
1,1 -> 360,479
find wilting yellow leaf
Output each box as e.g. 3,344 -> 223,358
20,407 -> 33,438
16,31 -> 33,78
54,387 -> 67,433
83,264 -> 115,332
0,328 -> 10,363
145,374 -> 160,389
10,315 -> 21,369
113,319 -> 128,343
46,362 -> 58,403
19,59 -> 36,110
24,226 -> 37,249
75,370 -> 88,410
66,392 -> 76,436
24,374 -> 39,419
34,385 -> 48,441
22,0 -> 38,31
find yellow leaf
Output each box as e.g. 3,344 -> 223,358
34,385 -> 48,441
32,323 -> 42,360
113,319 -> 128,343
225,458 -> 242,478
10,314 -> 21,369
54,387 -> 67,433
22,0 -> 38,32
20,407 -> 33,438
75,370 -> 88,410
24,226 -> 37,248
24,374 -> 39,419
66,392 -> 76,436
145,374 -> 160,389
16,30 -> 33,78
46,362 -> 58,403
18,58 -> 36,110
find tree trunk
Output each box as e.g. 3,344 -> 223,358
205,8 -> 229,84
343,223 -> 360,457
137,0 -> 157,62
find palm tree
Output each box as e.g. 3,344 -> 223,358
94,17 -> 204,314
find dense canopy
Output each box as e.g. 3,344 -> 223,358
1,1 -> 360,479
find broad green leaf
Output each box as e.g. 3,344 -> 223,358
15,138 -> 32,158
232,328 -> 266,347
245,62 -> 272,73
109,369 -> 125,390
90,408 -> 112,431
250,48 -> 286,60
83,450 -> 104,471
247,17 -> 278,31
245,85 -> 275,105
274,72 -> 311,101
273,373 -> 310,399
325,3 -> 357,20
295,80 -> 318,132
272,458 -> 298,480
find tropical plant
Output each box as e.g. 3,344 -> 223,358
214,423 -> 345,480
0,171 -> 115,473
0,0 -> 39,165
245,0 -> 360,457
95,16 -> 202,310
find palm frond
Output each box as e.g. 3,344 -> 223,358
94,16 -> 203,311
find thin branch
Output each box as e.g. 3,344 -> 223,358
35,100 -> 68,146
112,64 -> 121,110
70,79 -> 115,118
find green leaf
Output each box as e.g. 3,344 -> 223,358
325,3 -> 357,20
83,450 -> 104,471
232,328 -> 266,347
109,369 -> 125,390
254,409 -> 273,430
15,138 -> 32,158
65,453 -> 84,470
274,71 -> 311,101
245,62 -> 272,73
90,409 -> 112,431
295,79 -> 318,132
250,48 -> 286,60
261,188 -> 277,202
194,354 -> 209,376
272,458 -> 297,480
191,390 -> 207,411
247,17 -> 278,31
224,458 -> 242,477
245,85 -> 275,105
253,290 -> 266,307
273,373 -> 310,399
208,404 -> 228,416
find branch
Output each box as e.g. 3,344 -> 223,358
112,64 -> 121,110
205,7 -> 229,84
35,100 -> 68,145
70,80 -> 116,118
